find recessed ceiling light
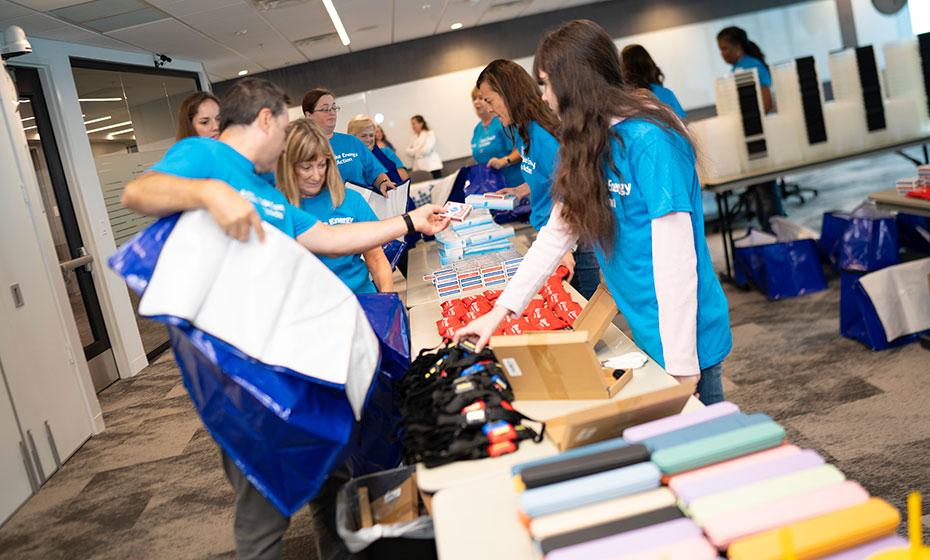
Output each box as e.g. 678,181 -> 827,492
22,125 -> 37,131
374,113 -> 384,124
106,127 -> 134,139
234,29 -> 248,36
83,115 -> 112,125
86,120 -> 132,134
238,69 -> 249,76
421,3 -> 431,9
20,116 -> 34,122
322,0 -> 351,46
79,97 -> 123,102
450,22 -> 463,30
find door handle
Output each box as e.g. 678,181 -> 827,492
19,440 -> 39,493
60,254 -> 93,274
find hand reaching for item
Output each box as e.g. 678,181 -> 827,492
452,305 -> 510,352
409,204 -> 452,236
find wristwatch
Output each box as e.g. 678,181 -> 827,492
402,213 -> 416,235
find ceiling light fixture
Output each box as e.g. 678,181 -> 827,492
22,124 -> 36,131
374,113 -> 384,124
86,120 -> 132,134
83,115 -> 112,125
322,0 -> 351,46
20,115 -> 34,122
450,22 -> 463,30
106,127 -> 134,139
79,97 -> 123,102
238,69 -> 249,76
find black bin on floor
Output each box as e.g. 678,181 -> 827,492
336,465 -> 437,560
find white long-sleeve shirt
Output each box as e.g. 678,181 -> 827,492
405,130 -> 443,172
495,202 -> 701,376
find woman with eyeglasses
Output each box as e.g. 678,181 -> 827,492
302,88 -> 396,196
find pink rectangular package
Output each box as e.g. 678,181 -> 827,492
615,537 -> 719,560
667,445 -> 800,493
622,402 -> 740,443
703,481 -> 870,548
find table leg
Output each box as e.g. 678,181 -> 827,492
716,191 -> 733,281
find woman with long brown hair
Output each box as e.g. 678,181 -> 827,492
476,58 -> 599,298
175,91 -> 220,140
620,44 -> 687,120
456,20 -> 731,404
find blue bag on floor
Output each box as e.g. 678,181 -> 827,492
733,229 -> 828,300
109,213 -> 406,516
896,213 -> 930,254
818,211 -> 849,266
839,271 -> 920,351
837,205 -> 899,272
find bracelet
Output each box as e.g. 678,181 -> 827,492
401,213 -> 416,236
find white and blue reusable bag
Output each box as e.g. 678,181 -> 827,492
109,209 -> 409,515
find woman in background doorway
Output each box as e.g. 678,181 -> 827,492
302,88 -> 395,196
470,87 -> 523,187
406,115 -> 444,179
277,118 -> 393,294
175,91 -> 220,141
620,44 -> 687,120
716,25 -> 784,230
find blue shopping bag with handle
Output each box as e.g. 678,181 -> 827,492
733,228 -> 827,300
839,271 -> 921,351
836,204 -> 899,272
461,164 -> 530,224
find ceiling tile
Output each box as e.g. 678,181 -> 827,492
296,39 -> 349,62
82,8 -> 170,33
106,18 -> 239,61
41,22 -> 146,51
253,1 -> 332,42
14,0 -> 87,9
436,0 -> 490,32
0,0 -> 35,20
51,0 -> 145,22
478,1 -> 530,25
0,13 -> 72,34
393,0 -> 443,43
150,0 -> 245,17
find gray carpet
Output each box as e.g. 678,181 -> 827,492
1,150 -> 930,558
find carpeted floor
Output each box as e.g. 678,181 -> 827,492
1,149 -> 929,559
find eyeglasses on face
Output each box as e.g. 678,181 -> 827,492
314,105 -> 340,113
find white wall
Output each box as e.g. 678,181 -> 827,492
290,0 -> 844,164
10,37 -> 208,382
852,0 -> 913,65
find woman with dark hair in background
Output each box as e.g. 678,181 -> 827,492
302,87 -> 396,196
476,59 -> 600,299
406,115 -> 444,179
375,125 -> 394,151
717,25 -> 785,229
175,91 -> 221,140
717,26 -> 772,113
620,44 -> 687,120
470,86 -> 523,187
456,20 -> 732,405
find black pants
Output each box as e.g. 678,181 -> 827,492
221,450 -> 351,560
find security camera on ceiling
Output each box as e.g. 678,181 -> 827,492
154,53 -> 172,68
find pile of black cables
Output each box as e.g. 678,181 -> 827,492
396,341 -> 545,468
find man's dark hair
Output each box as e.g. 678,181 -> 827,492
219,77 -> 290,131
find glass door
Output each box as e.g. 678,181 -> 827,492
13,67 -> 118,392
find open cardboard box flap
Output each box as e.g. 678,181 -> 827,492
545,382 -> 695,451
490,285 -> 632,400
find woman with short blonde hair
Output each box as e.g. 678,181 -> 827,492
277,118 -> 393,293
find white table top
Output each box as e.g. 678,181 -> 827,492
869,187 -> 930,219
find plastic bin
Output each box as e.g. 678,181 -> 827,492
336,466 -> 436,560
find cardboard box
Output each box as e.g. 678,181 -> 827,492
358,486 -> 373,529
371,475 -> 420,525
490,284 -> 632,400
544,382 -> 695,451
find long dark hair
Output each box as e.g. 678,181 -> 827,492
620,44 -> 664,90
717,26 -> 767,68
176,91 -> 219,141
476,59 -> 559,153
411,114 -> 430,131
534,19 -> 691,251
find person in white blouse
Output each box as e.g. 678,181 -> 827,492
454,20 -> 732,405
405,115 -> 444,178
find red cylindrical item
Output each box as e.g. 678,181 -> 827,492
483,289 -> 503,302
468,299 -> 493,315
440,298 -> 463,312
553,300 -> 583,323
501,316 -> 531,335
444,301 -> 468,319
531,306 -> 567,330
461,295 -> 483,306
